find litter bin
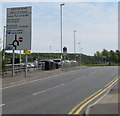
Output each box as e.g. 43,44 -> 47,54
40,60 -> 56,70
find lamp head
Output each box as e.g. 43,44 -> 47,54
60,4 -> 65,6
74,30 -> 76,32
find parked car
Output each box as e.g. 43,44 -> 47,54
27,63 -> 35,68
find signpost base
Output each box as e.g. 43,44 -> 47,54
25,54 -> 28,77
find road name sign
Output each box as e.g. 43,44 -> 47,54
6,6 -> 32,50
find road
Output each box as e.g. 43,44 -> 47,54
2,66 -> 118,114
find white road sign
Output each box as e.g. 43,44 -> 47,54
6,6 -> 32,50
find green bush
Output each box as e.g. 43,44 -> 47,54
84,63 -> 118,67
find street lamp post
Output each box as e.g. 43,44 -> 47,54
78,43 -> 81,65
50,45 -> 52,59
57,50 -> 59,58
74,30 -> 76,60
60,3 -> 65,60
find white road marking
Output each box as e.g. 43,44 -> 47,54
0,104 -> 5,107
70,77 -> 82,82
33,83 -> 65,96
89,71 -> 97,75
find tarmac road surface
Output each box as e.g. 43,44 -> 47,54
2,66 -> 118,114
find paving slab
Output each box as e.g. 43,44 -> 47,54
85,81 -> 120,115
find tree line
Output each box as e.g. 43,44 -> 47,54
93,49 -> 120,64
2,49 -> 120,68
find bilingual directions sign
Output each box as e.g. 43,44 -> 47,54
6,6 -> 32,50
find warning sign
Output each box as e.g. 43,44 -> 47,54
23,50 -> 31,54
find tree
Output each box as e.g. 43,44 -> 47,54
94,51 -> 102,63
0,38 -> 2,51
109,50 -> 117,63
115,50 -> 120,63
101,49 -> 109,62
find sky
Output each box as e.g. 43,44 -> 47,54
0,0 -> 118,56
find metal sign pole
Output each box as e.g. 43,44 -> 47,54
3,26 -> 6,60
12,49 -> 15,77
20,50 -> 21,64
25,54 -> 28,77
12,34 -> 18,77
20,50 -> 21,71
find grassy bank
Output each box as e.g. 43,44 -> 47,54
84,63 -> 119,67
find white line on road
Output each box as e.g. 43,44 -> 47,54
0,104 -> 5,107
33,83 -> 65,96
89,71 -> 97,75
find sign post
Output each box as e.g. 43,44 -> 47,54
25,54 -> 28,77
12,49 -> 15,77
24,50 -> 31,77
6,6 -> 32,77
3,26 -> 6,60
19,50 -> 21,71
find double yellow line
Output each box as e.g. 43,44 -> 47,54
68,77 -> 120,114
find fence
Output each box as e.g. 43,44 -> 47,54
2,60 -> 78,76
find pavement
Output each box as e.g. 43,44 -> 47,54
85,80 -> 119,115
2,66 -> 86,87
